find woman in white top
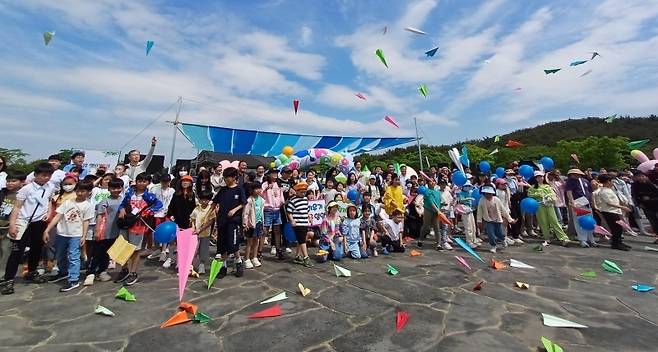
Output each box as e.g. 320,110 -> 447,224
596,174 -> 632,251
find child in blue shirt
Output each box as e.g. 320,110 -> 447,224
341,204 -> 367,259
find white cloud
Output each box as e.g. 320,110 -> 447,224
300,25 -> 313,46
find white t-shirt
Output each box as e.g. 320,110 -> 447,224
89,187 -> 111,225
16,182 -> 55,222
56,199 -> 95,237
383,218 -> 402,241
26,169 -> 66,191
152,184 -> 175,217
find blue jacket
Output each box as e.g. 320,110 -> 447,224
119,187 -> 163,214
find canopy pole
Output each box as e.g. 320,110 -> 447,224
415,117 -> 423,172
168,96 -> 183,173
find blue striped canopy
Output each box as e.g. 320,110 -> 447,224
179,123 -> 415,156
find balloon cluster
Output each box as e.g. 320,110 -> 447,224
272,146 -> 354,175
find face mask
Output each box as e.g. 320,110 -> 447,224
179,171 -> 188,177
62,185 -> 75,192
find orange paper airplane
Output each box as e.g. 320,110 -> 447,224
505,139 -> 525,148
410,249 -> 422,257
491,259 -> 507,270
437,212 -> 453,226
179,301 -> 198,315
160,310 -> 192,328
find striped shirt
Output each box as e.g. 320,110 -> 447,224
286,196 -> 309,226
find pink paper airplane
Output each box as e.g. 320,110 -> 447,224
355,93 -> 367,100
384,115 -> 400,128
455,256 -> 472,271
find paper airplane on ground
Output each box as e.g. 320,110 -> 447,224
410,249 -> 422,257
94,305 -> 115,317
261,292 -> 288,304
454,237 -> 484,263
161,310 -> 191,328
387,264 -> 399,275
334,264 -> 351,277
491,259 -> 507,270
541,313 -> 588,328
602,260 -> 623,274
396,311 -> 409,332
473,281 -> 484,291
208,259 -> 222,289
249,304 -> 282,319
541,336 -> 565,352
115,287 -> 136,302
193,312 -> 211,324
644,246 -> 658,252
179,301 -> 198,315
580,271 -> 597,278
454,256 -> 472,271
515,281 -> 529,289
631,284 -> 655,292
298,283 -> 311,297
510,259 -> 535,269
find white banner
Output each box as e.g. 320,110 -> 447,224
79,149 -> 120,173
308,200 -> 326,226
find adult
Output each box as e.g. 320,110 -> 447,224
210,164 -> 225,193
631,171 -> 658,239
597,174 -> 632,250
125,137 -> 157,182
528,171 -> 570,246
564,168 -> 594,244
0,156 -> 6,190
353,161 -> 363,179
255,165 -> 266,184
419,178 -> 443,250
63,151 -> 88,178
399,165 -> 409,191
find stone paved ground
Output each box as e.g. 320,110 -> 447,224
1,235 -> 657,352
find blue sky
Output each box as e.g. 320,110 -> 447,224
1,0 -> 658,161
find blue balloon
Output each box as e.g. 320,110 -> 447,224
479,161 -> 491,173
540,156 -> 554,171
418,186 -> 428,195
452,171 -> 467,186
347,189 -> 359,202
471,188 -> 481,205
495,167 -> 505,178
154,221 -> 177,244
519,165 -> 534,180
578,215 -> 596,231
520,198 -> 539,214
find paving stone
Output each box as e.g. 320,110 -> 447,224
433,329 -> 531,352
125,325 -> 221,352
0,316 -> 52,347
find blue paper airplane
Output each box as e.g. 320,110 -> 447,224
425,47 -> 438,57
570,60 -> 587,66
632,284 -> 655,292
454,238 -> 484,263
146,40 -> 154,56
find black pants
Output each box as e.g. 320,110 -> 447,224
642,208 -> 658,234
88,239 -> 115,275
600,212 -> 623,246
4,220 -> 47,280
381,236 -> 405,253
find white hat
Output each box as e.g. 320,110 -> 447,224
534,171 -> 545,177
480,185 -> 496,195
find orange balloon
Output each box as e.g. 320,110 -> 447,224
282,146 -> 294,156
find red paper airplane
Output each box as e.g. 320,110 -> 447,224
505,140 -> 524,148
396,311 -> 409,332
249,304 -> 282,319
574,207 -> 592,216
293,99 -> 300,114
473,281 -> 484,291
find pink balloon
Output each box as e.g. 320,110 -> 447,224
288,161 -> 299,170
341,158 -> 350,166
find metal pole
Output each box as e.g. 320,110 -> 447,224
169,96 -> 182,173
414,117 -> 424,172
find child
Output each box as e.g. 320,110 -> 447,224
0,173 -> 25,277
116,173 -> 162,285
335,182 -> 347,202
438,180 -> 454,250
164,175 -> 196,268
477,185 -> 516,253
286,182 -> 313,267
84,178 -> 124,285
495,178 -> 517,246
43,181 -> 95,292
458,182 -> 479,248
209,167 -> 246,278
321,201 -> 343,261
305,190 -> 321,247
113,164 -> 131,190
382,209 -> 406,253
383,174 -> 405,216
1,163 -> 55,295
191,191 -> 216,273
262,169 -> 284,259
149,174 -> 175,262
84,173 -> 112,274
360,205 -> 378,256
342,204 -> 367,259
366,175 -> 381,203
242,183 -> 264,269
321,179 -> 337,205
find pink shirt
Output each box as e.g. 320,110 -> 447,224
548,180 -> 566,207
261,182 -> 284,210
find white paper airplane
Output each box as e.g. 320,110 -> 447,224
510,259 -> 535,269
260,292 -> 288,304
541,313 -> 588,328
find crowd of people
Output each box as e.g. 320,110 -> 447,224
1,140 -> 657,296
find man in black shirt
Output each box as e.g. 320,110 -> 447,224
631,171 -> 658,239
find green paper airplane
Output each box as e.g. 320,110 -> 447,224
418,84 -> 428,98
544,68 -> 561,74
602,260 -> 622,274
43,31 -> 55,46
387,264 -> 399,276
580,271 -> 597,278
628,139 -> 650,149
604,114 -> 617,123
193,311 -> 211,324
541,336 -> 564,352
115,287 -> 136,302
375,49 -> 388,68
208,259 -> 223,289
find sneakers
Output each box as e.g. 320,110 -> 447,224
504,237 -> 515,246
83,274 -> 95,286
215,253 -> 223,260
252,258 -> 262,267
276,249 -> 285,260
147,250 -> 161,260
98,272 -> 112,282
468,242 -> 478,249
293,256 -> 304,265
474,238 -> 483,244
417,241 -> 423,248
270,247 -> 277,256
235,261 -> 244,277
114,269 -> 130,283
244,259 -> 254,269
489,246 -> 497,253
159,250 -> 169,262
302,256 -> 314,267
60,281 -> 80,292
25,271 -> 48,284
218,266 -> 227,279
124,273 -> 139,286
198,263 -> 206,274
382,247 -> 389,255
285,247 -> 293,254
513,238 -> 525,244
47,272 -> 69,283
1,280 -> 14,295
528,230 -> 539,237
108,261 -> 116,269
442,242 -> 453,250
435,245 -> 443,251
162,258 -> 172,269
580,241 -> 590,248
